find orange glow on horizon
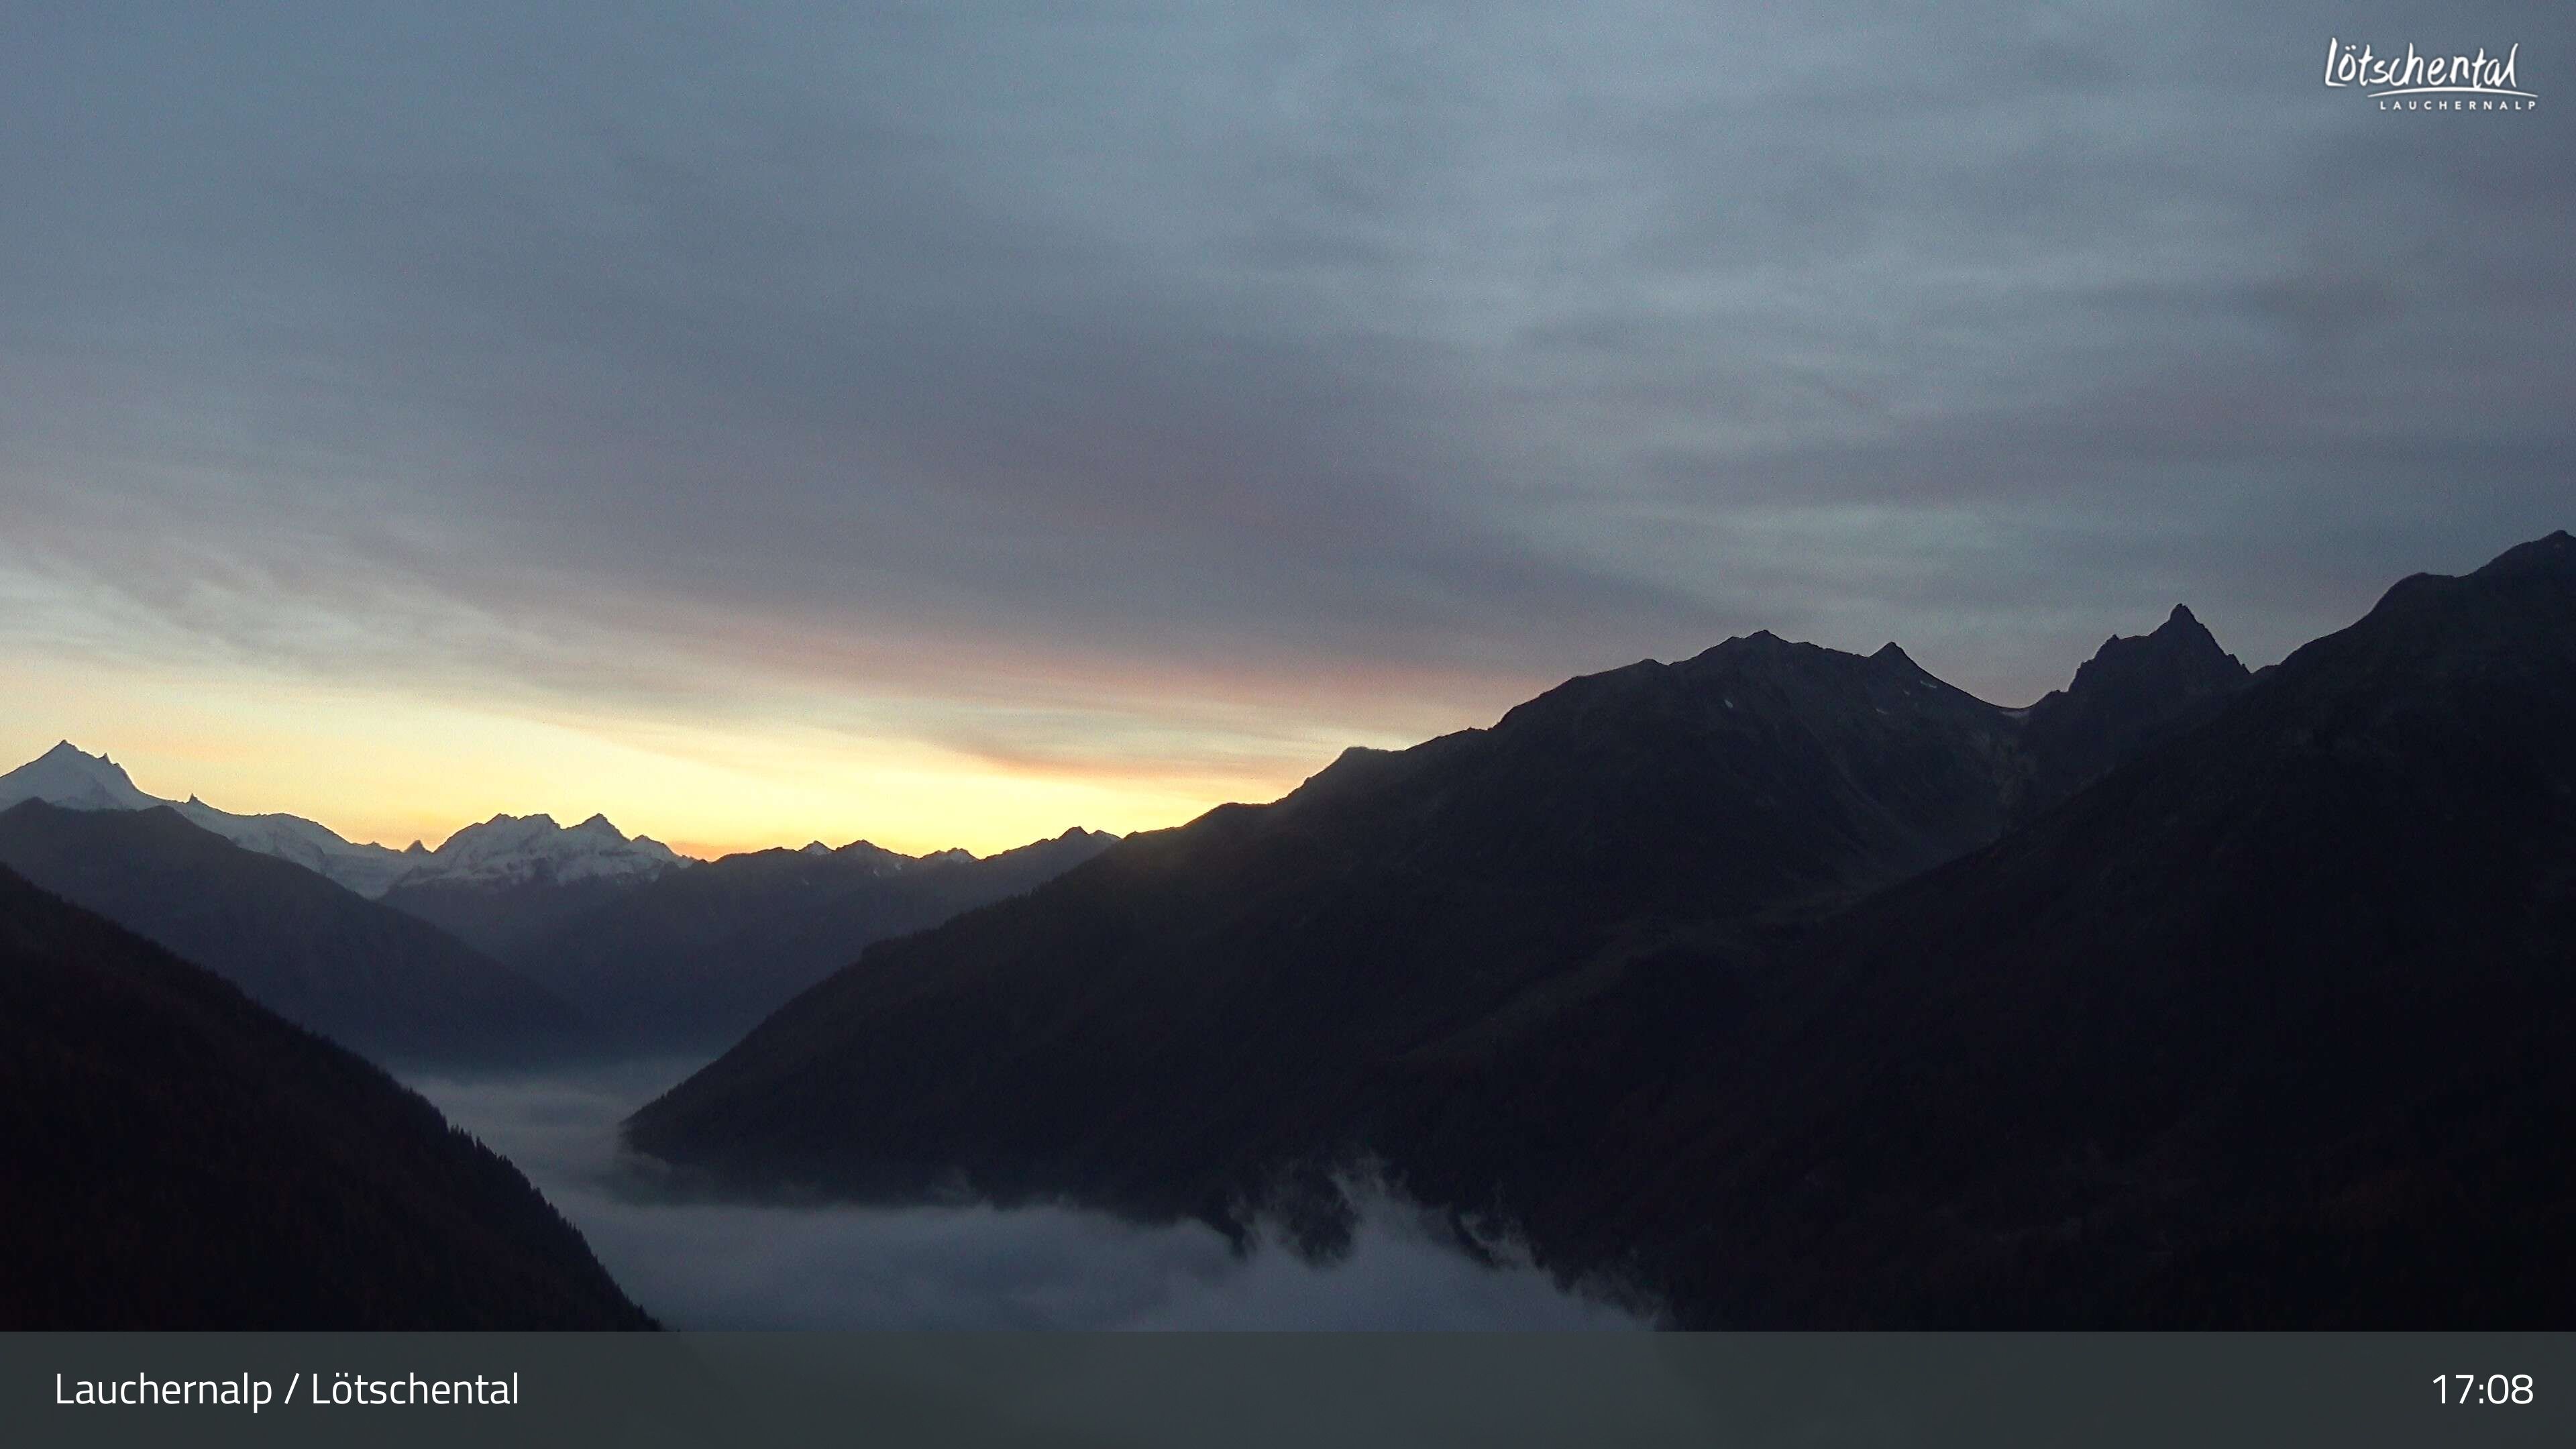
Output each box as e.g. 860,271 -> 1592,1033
0,641 -> 1503,862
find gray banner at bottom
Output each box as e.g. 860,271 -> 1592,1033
5,1332 -> 2571,1448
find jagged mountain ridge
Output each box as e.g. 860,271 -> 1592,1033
373,812 -> 697,963
627,596 -> 2251,1220
2010,603 -> 2249,817
631,533 -> 2576,1327
1369,531 -> 2576,1325
0,742 -> 1120,1018
393,811 -> 688,889
0,737 -> 1124,1056
380,822 -> 1118,1036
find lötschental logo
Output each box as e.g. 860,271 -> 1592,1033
2323,40 -> 2536,111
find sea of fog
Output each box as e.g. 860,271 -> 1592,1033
403,1059 -> 1651,1330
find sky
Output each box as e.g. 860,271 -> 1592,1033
2,2 -> 2569,857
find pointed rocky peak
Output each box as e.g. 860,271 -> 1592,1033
2062,604 -> 2247,701
0,741 -> 162,813
1682,630 -> 1984,712
825,839 -> 913,877
1669,629 -> 1792,680
2143,602 -> 2229,657
570,812 -> 626,839
1664,630 -> 1793,680
37,741 -> 115,773
1703,629 -> 1798,663
969,825 -> 1125,872
1691,629 -> 1861,676
1866,641 -> 1944,683
2014,604 -> 2255,818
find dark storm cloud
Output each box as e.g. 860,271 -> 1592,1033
1,0 -> 2568,735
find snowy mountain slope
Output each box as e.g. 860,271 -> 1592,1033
170,798 -> 423,898
0,742 -> 162,814
0,744 -> 418,896
0,743 -> 696,899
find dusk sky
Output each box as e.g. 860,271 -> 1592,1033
3,2 -> 2567,858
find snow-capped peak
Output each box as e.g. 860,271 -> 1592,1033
396,810 -> 690,890
0,742 -> 419,896
0,741 -> 162,814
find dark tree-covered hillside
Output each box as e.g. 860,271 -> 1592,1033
0,867 -> 652,1329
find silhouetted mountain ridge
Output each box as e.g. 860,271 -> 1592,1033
2013,603 -> 2251,815
0,802 -> 583,1063
0,867 -> 651,1328
1430,527 -> 2576,1324
631,533 -> 2576,1326
628,592 -> 2253,1224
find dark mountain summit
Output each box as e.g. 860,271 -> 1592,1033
627,596 -> 2251,1231
1428,529 -> 2576,1325
2013,603 -> 2251,814
0,802 -> 584,1063
0,867 -> 651,1328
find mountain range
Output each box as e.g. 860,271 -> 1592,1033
0,744 -> 690,899
628,532 -> 2576,1327
0,865 -> 651,1328
627,588 -> 2251,1203
0,802 -> 586,1063
378,822 -> 1120,1049
489,826 -> 1121,1051
11,532 -> 2567,1328
0,745 -> 1121,1059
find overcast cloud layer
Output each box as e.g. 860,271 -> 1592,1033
2,2 -> 2569,839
